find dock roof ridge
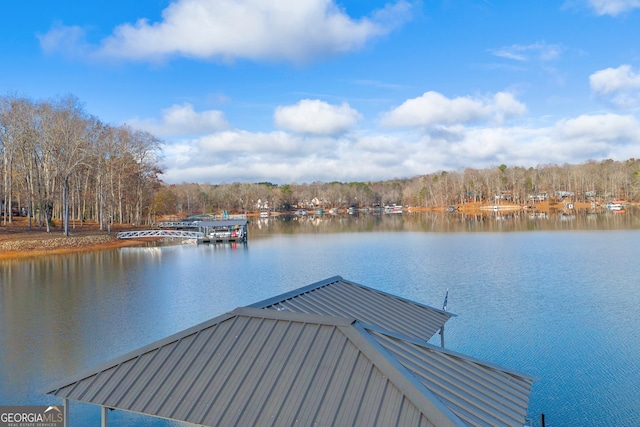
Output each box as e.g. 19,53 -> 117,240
248,275 -> 453,314
248,275 -> 454,342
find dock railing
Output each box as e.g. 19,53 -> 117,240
116,230 -> 204,239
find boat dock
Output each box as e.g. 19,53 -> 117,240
196,219 -> 248,243
118,219 -> 248,244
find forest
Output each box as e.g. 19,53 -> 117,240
2,94 -> 640,229
0,95 -> 161,233
162,158 -> 640,216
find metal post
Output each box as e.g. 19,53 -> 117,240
440,289 -> 448,348
63,399 -> 69,427
101,406 -> 109,427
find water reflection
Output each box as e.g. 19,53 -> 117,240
250,207 -> 640,236
0,250 -> 168,401
2,208 -> 640,426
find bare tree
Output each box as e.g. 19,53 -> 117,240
42,96 -> 91,235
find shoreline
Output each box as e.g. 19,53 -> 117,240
0,235 -> 151,261
0,219 -> 153,261
0,201 -> 624,260
408,200 -> 596,212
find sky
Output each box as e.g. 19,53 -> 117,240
2,0 -> 640,185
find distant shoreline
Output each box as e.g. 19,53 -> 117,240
408,200 -> 597,212
0,200 -> 630,260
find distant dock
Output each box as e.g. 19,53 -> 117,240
195,219 -> 248,243
118,218 -> 248,244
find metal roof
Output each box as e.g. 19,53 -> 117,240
249,275 -> 453,342
198,219 -> 248,227
46,307 -> 533,427
45,276 -> 536,427
368,329 -> 535,426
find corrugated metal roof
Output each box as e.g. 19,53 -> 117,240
198,219 -> 248,227
45,276 -> 536,427
47,308 -> 452,426
367,328 -> 535,427
249,275 -> 453,342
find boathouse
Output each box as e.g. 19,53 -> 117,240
117,219 -> 249,243
45,276 -> 536,426
197,219 -> 248,243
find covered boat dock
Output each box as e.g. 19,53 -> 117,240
196,219 -> 248,243
153,218 -> 249,243
45,276 -> 537,427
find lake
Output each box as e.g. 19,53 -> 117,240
1,209 -> 639,426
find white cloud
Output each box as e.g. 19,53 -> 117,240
555,113 -> 640,143
43,0 -> 412,63
161,130 -> 344,183
274,100 -> 362,135
128,103 -> 230,136
493,92 -> 528,122
590,65 -> 640,108
160,111 -> 639,185
490,42 -> 563,62
585,0 -> 640,16
37,22 -> 90,58
380,91 -> 526,128
590,65 -> 640,94
197,130 -> 308,155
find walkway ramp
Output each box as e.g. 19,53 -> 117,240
116,230 -> 204,239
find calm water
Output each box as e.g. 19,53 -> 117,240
1,210 -> 640,426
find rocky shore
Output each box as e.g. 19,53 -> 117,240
0,234 -> 115,252
0,219 -> 150,261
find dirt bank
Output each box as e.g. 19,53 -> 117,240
0,218 -> 152,261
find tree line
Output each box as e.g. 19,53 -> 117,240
0,94 -> 162,234
2,94 -> 639,231
164,158 -> 640,217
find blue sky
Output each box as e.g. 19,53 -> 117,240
2,0 -> 640,184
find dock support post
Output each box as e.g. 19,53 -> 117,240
63,398 -> 69,427
101,406 -> 109,427
440,289 -> 448,348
